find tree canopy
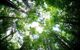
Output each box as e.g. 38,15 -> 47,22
0,0 -> 80,50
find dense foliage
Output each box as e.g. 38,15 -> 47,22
0,0 -> 80,50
